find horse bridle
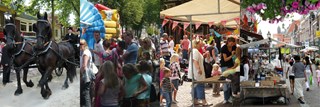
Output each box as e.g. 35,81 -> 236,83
35,19 -> 49,41
4,23 -> 17,46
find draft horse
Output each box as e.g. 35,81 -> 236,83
33,12 -> 77,99
3,17 -> 36,95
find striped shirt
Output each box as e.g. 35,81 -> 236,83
160,39 -> 169,56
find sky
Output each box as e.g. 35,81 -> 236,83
257,13 -> 302,38
24,0 -> 75,25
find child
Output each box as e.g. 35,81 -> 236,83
169,54 -> 181,102
97,61 -> 124,107
122,64 -> 148,107
211,64 -> 221,95
159,58 -> 165,104
137,60 -> 153,106
316,65 -> 320,87
160,68 -> 176,107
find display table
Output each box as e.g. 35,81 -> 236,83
241,85 -> 289,105
193,76 -> 231,84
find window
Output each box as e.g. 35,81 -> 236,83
21,22 -> 27,32
29,23 -> 33,32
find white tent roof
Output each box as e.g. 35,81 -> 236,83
160,0 -> 240,27
240,38 -> 302,48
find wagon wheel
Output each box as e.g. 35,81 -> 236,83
55,67 -> 63,76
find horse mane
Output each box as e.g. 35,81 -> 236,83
46,25 -> 52,42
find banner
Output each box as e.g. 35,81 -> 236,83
213,30 -> 222,38
184,22 -> 190,30
221,20 -> 227,26
172,21 -> 179,30
234,17 -> 240,25
208,21 -> 214,27
195,22 -> 202,30
162,19 -> 169,27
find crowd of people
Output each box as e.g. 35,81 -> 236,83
80,30 -> 158,107
158,32 -> 242,106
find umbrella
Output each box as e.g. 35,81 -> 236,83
80,0 -> 105,49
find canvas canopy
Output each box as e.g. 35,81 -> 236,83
240,38 -> 302,48
160,0 -> 240,27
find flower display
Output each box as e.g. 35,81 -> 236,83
242,0 -> 320,23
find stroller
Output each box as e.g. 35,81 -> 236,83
180,58 -> 191,82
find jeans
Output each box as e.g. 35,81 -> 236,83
193,84 -> 205,99
81,82 -> 92,107
162,92 -> 172,107
221,67 -> 231,101
171,79 -> 179,90
163,55 -> 171,68
182,50 -> 188,59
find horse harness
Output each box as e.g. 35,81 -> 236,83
11,39 -> 37,70
36,40 -> 78,66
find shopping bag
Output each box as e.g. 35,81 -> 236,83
309,74 -> 313,86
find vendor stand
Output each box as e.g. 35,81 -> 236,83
239,37 -> 301,105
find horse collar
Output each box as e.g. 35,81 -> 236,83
13,39 -> 26,56
37,41 -> 52,55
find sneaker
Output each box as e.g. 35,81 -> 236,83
223,100 -> 228,104
298,98 -> 305,104
306,88 -> 310,91
228,98 -> 233,103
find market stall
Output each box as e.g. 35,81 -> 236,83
239,37 -> 302,105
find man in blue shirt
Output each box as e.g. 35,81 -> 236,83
123,30 -> 138,64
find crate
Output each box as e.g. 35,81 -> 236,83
240,81 -> 255,87
261,80 -> 274,87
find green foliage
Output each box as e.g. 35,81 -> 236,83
24,0 -> 79,26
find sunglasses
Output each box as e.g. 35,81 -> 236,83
80,43 -> 84,45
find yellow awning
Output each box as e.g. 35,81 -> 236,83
160,0 -> 240,27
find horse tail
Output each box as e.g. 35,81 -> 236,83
67,44 -> 77,83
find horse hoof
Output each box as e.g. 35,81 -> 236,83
14,89 -> 23,96
42,90 -> 52,99
26,80 -> 34,87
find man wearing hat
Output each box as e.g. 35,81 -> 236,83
63,27 -> 79,61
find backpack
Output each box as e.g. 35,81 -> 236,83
149,84 -> 157,102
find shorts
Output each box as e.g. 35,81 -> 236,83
171,79 -> 179,90
289,75 -> 295,81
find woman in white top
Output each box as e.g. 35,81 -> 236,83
188,39 -> 211,106
286,60 -> 295,95
80,39 -> 93,107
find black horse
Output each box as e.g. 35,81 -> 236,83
3,17 -> 35,95
33,12 -> 77,99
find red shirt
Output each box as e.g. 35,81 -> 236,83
180,39 -> 190,50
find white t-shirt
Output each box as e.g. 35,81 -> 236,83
188,49 -> 205,81
80,49 -> 92,82
94,39 -> 104,66
169,40 -> 175,55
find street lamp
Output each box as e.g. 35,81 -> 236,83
267,31 -> 271,63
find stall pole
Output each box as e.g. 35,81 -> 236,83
188,15 -> 195,107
